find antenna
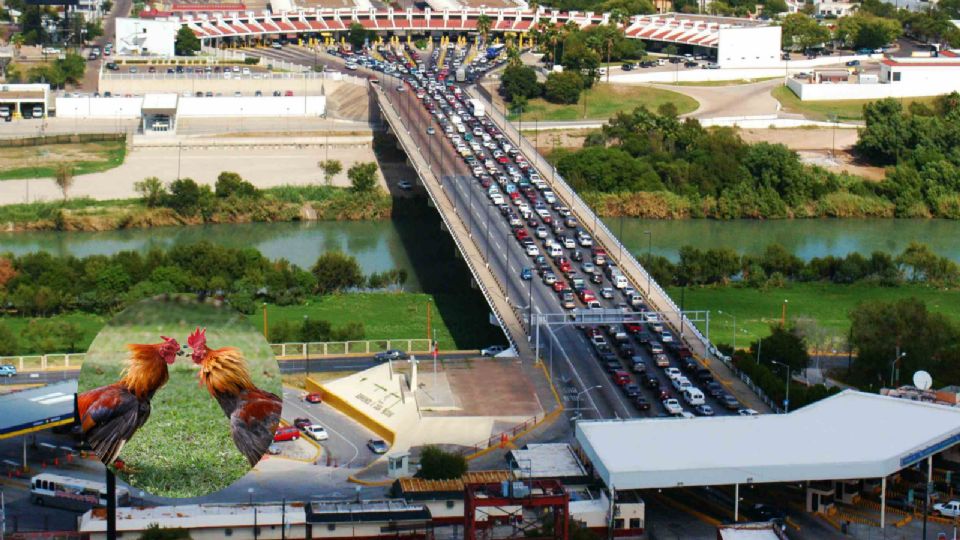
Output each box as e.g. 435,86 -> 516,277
913,370 -> 933,391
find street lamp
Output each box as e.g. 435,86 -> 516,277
303,315 -> 310,375
644,230 -> 652,294
717,310 -> 737,351
771,360 -> 791,413
574,385 -> 602,417
780,299 -> 789,326
890,347 -> 906,387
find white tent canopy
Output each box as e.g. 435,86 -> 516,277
576,390 -> 960,490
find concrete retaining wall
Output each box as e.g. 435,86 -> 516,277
786,76 -> 960,101
97,76 -> 359,98
55,96 -> 326,118
610,54 -> 877,84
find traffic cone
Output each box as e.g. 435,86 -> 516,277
500,432 -> 508,448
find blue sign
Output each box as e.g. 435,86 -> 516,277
901,431 -> 960,467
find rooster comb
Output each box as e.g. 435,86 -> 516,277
187,327 -> 206,349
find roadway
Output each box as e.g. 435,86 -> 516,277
371,45 -> 742,420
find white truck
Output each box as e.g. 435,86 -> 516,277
467,98 -> 485,118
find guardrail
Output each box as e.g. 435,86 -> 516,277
459,412 -> 541,457
372,83 -> 525,356
271,338 -> 433,357
98,71 -> 366,83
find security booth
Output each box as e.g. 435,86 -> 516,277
806,481 -> 836,513
141,93 -> 179,133
0,83 -> 50,120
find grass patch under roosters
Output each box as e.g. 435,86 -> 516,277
79,294 -> 280,498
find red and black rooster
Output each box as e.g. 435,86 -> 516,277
188,327 -> 282,466
77,337 -> 181,467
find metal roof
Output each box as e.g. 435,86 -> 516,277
508,443 -> 589,479
398,470 -> 512,493
576,390 -> 960,490
0,381 -> 76,439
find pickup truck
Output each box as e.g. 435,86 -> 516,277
933,500 -> 960,518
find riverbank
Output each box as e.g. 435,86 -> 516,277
668,282 -> 960,348
0,292 -> 493,357
0,185 -> 392,232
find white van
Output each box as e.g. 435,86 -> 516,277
549,244 -> 563,257
32,105 -> 44,118
613,274 -> 628,289
683,388 -> 705,406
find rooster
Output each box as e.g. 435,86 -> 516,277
77,337 -> 181,467
188,327 -> 282,466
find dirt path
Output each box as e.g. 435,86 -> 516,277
739,127 -> 885,181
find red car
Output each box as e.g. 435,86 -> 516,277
273,426 -> 301,442
515,229 -> 529,241
304,392 -> 323,403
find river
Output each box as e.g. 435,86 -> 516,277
3,220 -> 960,284
611,218 -> 960,262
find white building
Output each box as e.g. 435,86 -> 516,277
115,17 -> 180,57
815,0 -> 858,17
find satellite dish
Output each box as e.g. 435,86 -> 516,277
913,370 -> 933,391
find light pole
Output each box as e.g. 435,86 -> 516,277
890,347 -> 906,387
574,385 -> 602,418
644,230 -> 652,294
780,299 -> 789,326
718,310 -> 737,351
771,360 -> 791,413
303,315 -> 310,375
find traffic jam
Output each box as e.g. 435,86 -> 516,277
346,40 -> 746,419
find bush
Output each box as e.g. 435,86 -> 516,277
0,324 -> 17,356
331,321 -> 365,341
544,71 -> 584,105
301,318 -> 332,342
417,445 -> 467,480
134,177 -> 167,207
164,178 -> 213,217
348,162 -> 379,193
243,57 -> 259,65
311,252 -> 365,294
215,172 -> 259,199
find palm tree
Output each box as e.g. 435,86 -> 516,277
476,14 -> 492,45
507,44 -> 521,66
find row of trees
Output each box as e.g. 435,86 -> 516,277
639,242 -> 960,288
132,167 -> 379,218
268,317 -> 366,344
0,243 -> 407,317
5,52 -> 87,88
781,12 -> 901,51
558,98 -> 960,219
0,319 -> 85,356
857,94 -> 960,217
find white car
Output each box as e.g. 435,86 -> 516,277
663,398 -> 683,415
661,330 -> 674,343
664,367 -> 682,380
345,62 -> 359,70
481,345 -> 506,357
738,408 -> 760,416
303,425 -> 329,441
525,244 -> 540,257
934,500 -> 960,518
241,67 -> 251,76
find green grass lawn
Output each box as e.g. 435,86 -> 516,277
771,85 -> 941,122
0,140 -> 127,181
668,282 -> 960,349
80,295 -> 278,498
507,83 -> 699,122
252,292 -> 461,351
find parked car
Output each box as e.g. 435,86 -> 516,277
273,426 -> 301,442
293,417 -> 312,429
374,349 -> 407,362
0,365 -> 16,377
267,444 -> 282,455
481,345 -> 506,356
304,392 -> 323,403
367,439 -> 389,454
303,425 -> 329,441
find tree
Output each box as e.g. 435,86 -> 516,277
164,178 -> 212,217
347,22 -> 368,50
764,0 -> 789,15
0,257 -> 16,289
499,64 -> 541,101
476,14 -> 492,44
319,159 -> 343,185
417,445 -> 468,480
138,523 -> 192,540
751,324 -> 810,372
174,26 -> 200,56
134,177 -> 167,207
0,324 -> 17,356
301,318 -> 332,342
780,13 -> 831,50
311,251 -> 364,294
663,44 -> 678,57
544,70 -> 583,104
214,171 -> 259,199
347,162 -> 379,193
55,163 -> 74,200
836,15 -> 901,49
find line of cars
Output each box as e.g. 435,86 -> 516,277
366,43 -> 746,419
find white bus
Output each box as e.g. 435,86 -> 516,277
31,473 -> 130,512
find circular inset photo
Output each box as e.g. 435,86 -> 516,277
77,294 -> 282,498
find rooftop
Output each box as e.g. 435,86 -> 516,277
306,499 -> 432,523
507,443 -> 589,479
0,381 -> 77,439
398,471 -> 512,494
576,390 -> 960,490
79,503 -> 303,532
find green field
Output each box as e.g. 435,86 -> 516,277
771,85 -> 941,122
79,295 -> 278,498
0,292 -> 473,358
0,140 -> 127,181
252,292 -> 462,350
507,83 -> 699,122
668,283 -> 960,349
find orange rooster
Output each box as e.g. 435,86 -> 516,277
188,327 -> 282,466
77,337 -> 181,467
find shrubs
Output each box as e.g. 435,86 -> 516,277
417,446 -> 468,480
